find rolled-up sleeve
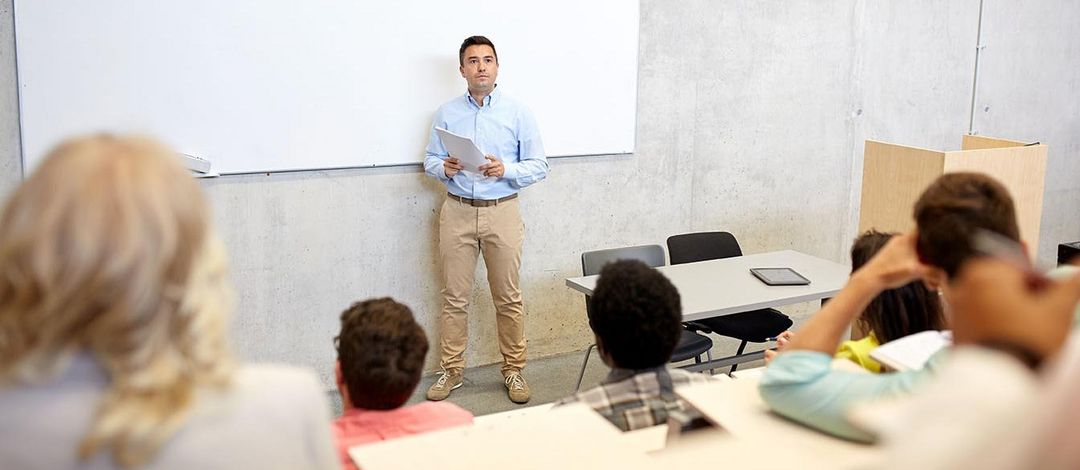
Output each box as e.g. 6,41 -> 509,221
424,116 -> 451,183
759,351 -> 933,442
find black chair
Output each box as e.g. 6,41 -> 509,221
666,232 -> 793,373
575,244 -> 713,391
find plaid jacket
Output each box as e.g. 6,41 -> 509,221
555,367 -> 710,431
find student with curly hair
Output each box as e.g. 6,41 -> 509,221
554,259 -> 709,431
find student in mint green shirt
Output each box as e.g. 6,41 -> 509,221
760,233 -> 941,442
760,173 -> 1029,442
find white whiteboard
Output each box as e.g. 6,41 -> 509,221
14,1 -> 638,175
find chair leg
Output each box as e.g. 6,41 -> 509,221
729,340 -> 748,374
575,344 -> 596,392
705,350 -> 714,375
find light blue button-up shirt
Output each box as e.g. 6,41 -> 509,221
424,87 -> 549,200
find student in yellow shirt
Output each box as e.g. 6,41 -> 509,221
836,230 -> 948,372
769,231 -> 947,373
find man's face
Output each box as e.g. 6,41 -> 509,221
460,44 -> 498,94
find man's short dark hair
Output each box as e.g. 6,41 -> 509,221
589,259 -> 682,369
335,298 -> 428,410
459,35 -> 498,66
913,172 -> 1020,278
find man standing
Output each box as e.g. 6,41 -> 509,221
423,36 -> 548,404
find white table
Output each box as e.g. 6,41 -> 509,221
566,250 -> 850,371
566,250 -> 849,322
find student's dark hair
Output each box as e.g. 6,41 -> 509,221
459,35 -> 498,66
588,259 -> 681,369
335,298 -> 428,410
913,172 -> 1020,278
851,231 -> 946,343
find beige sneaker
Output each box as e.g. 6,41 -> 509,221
426,370 -> 463,401
504,372 -> 530,404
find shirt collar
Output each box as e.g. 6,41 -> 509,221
339,406 -> 406,423
465,85 -> 500,108
603,365 -> 669,384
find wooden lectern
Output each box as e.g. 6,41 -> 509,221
858,135 -> 1047,257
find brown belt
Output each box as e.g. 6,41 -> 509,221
448,192 -> 518,207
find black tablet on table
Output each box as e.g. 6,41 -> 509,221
750,267 -> 810,286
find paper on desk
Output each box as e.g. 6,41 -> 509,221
435,127 -> 488,174
870,330 -> 952,371
676,379 -> 879,463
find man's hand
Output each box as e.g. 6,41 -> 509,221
949,258 -> 1080,361
780,233 -> 928,355
443,156 -> 464,178
853,232 -> 932,290
478,155 -> 504,178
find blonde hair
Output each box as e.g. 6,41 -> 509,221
0,135 -> 235,467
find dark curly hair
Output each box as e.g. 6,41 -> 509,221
913,172 -> 1020,278
851,231 -> 946,343
335,298 -> 428,410
589,259 -> 682,369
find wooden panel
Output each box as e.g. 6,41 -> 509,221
961,134 -> 1028,150
943,144 -> 1048,257
858,140 -> 945,234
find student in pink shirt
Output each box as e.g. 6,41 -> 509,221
332,298 -> 473,469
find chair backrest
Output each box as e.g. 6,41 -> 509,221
581,244 -> 666,276
666,231 -> 742,265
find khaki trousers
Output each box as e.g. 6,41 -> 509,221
438,196 -> 526,375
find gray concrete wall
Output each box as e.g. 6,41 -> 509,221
1,0 -> 1076,389
973,0 -> 1080,269
0,0 -> 20,197
844,1 -> 979,240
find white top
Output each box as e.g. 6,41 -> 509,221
0,354 -> 340,470
566,250 -> 850,322
856,339 -> 1080,470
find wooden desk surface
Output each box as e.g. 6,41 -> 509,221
565,250 -> 849,322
